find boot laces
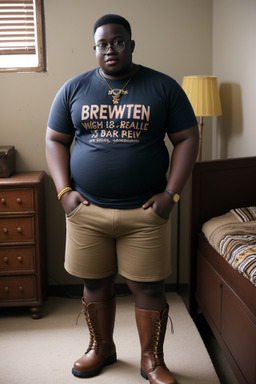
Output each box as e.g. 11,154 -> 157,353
85,310 -> 99,352
75,308 -> 85,325
153,314 -> 174,365
75,307 -> 100,353
153,319 -> 164,363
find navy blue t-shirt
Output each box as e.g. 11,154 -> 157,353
47,66 -> 197,208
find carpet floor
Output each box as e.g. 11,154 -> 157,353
0,292 -> 220,384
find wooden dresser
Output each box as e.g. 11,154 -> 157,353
0,172 -> 47,319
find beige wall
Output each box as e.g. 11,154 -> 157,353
1,0 -> 213,286
212,0 -> 256,159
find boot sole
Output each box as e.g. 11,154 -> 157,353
141,368 -> 155,383
141,368 -> 150,382
72,353 -> 117,378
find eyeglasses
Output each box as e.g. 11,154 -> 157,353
94,40 -> 130,55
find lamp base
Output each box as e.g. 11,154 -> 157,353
197,117 -> 204,162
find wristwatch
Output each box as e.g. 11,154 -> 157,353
165,188 -> 180,203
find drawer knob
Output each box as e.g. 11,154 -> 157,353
17,256 -> 23,263
1,198 -> 6,205
3,227 -> 8,233
17,227 -> 22,233
18,286 -> 24,293
4,256 -> 9,263
16,198 -> 22,204
4,286 -> 9,293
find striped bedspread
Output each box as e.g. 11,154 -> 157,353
202,207 -> 256,287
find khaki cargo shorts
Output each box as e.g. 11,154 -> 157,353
64,203 -> 171,282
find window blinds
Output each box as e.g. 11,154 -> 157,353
0,0 -> 36,55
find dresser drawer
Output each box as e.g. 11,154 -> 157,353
0,189 -> 33,212
0,276 -> 36,301
0,216 -> 34,243
0,246 -> 35,273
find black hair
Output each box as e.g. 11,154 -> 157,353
93,14 -> 132,38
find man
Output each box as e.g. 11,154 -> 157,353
46,14 -> 198,384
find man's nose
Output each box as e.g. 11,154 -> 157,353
106,45 -> 116,54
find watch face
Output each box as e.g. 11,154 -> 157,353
173,193 -> 180,203
165,188 -> 180,203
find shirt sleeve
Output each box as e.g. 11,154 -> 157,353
166,80 -> 198,134
47,83 -> 75,134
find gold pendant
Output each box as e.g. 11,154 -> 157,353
108,89 -> 128,104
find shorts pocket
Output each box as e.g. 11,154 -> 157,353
147,207 -> 169,223
66,203 -> 84,219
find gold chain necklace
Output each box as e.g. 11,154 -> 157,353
99,69 -> 135,104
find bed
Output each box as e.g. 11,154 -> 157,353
188,156 -> 256,384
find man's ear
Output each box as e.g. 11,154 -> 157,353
130,40 -> 135,53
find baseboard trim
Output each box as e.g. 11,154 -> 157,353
47,283 -> 188,298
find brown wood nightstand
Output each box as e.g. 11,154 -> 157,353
0,172 -> 47,319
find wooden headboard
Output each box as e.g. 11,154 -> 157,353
188,156 -> 256,315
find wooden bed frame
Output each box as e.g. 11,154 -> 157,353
188,156 -> 256,384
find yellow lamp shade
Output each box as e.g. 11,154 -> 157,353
182,76 -> 222,117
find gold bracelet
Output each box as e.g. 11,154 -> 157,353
57,187 -> 72,200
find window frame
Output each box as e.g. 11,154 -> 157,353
0,0 -> 45,73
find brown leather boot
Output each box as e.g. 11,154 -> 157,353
135,304 -> 176,384
72,297 -> 117,378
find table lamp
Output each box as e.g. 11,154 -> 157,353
182,76 -> 222,161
